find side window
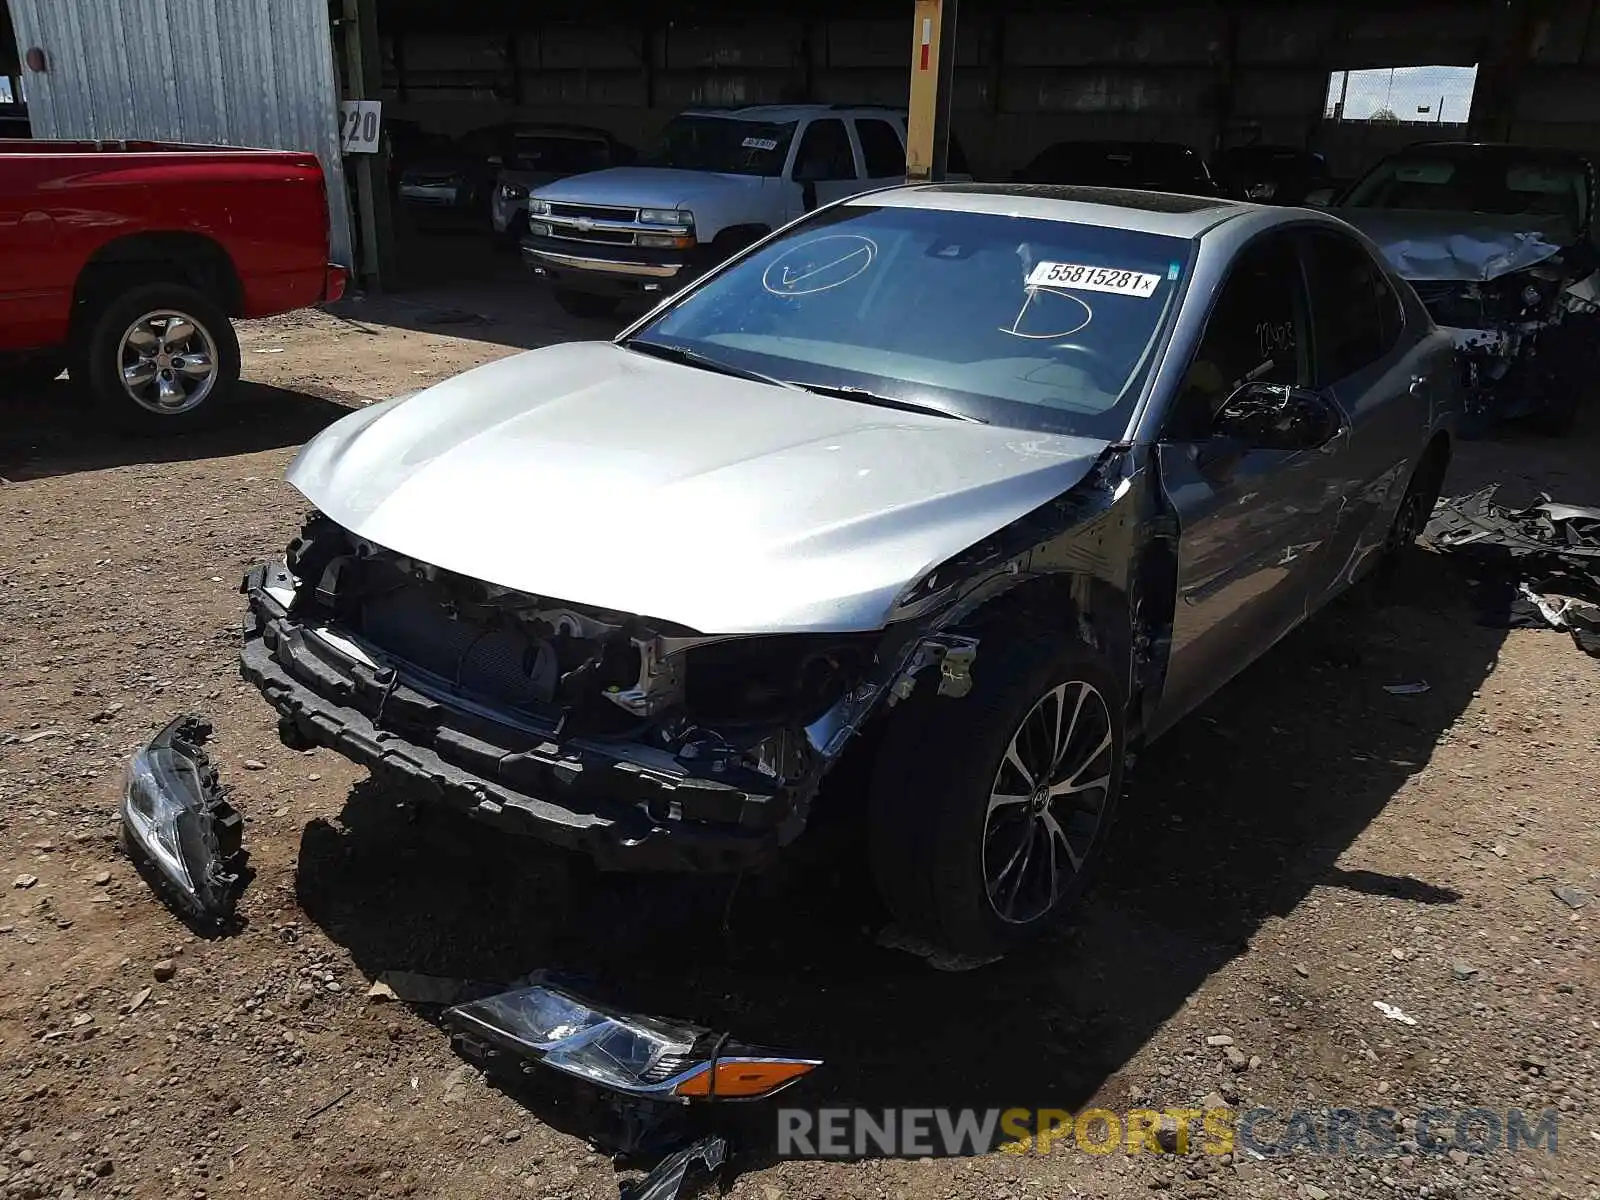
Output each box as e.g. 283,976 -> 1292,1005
793,119 -> 857,182
1170,234 -> 1308,440
854,119 -> 906,178
1301,230 -> 1404,384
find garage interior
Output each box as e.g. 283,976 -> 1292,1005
345,0 -> 1600,288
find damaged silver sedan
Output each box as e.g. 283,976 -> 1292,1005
241,184 -> 1460,956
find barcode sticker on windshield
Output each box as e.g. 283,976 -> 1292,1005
741,137 -> 779,151
1027,261 -> 1162,298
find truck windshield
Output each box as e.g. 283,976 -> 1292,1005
639,116 -> 797,177
1344,152 -> 1590,235
630,203 -> 1192,438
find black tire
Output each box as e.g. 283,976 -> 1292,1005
78,282 -> 241,435
552,289 -> 620,320
0,355 -> 65,395
869,630 -> 1125,959
1382,440 -> 1449,565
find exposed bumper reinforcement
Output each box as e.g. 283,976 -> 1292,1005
238,571 -> 789,872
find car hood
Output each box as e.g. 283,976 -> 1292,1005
529,167 -> 764,209
1336,208 -> 1571,282
286,343 -> 1110,634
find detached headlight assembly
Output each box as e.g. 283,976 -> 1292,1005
445,979 -> 820,1102
527,197 -> 552,216
121,715 -> 246,926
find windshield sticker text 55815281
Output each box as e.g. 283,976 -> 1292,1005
1027,261 -> 1162,298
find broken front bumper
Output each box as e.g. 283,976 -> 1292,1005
238,564 -> 801,871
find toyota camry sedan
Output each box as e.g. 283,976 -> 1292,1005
230,184 -> 1460,957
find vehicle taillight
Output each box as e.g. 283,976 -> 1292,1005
324,264 -> 349,303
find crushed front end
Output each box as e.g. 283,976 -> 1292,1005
1411,263 -> 1600,433
239,516 -> 900,870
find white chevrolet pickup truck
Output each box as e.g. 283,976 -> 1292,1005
520,104 -> 956,317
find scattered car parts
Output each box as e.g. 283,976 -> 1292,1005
444,977 -> 819,1103
1425,487 -> 1600,658
120,715 -> 247,927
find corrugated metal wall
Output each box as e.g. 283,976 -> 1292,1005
375,0 -> 1600,182
6,0 -> 352,268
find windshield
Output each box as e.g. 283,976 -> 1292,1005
640,115 -> 796,177
629,203 -> 1192,437
507,135 -> 611,174
1344,153 -> 1590,233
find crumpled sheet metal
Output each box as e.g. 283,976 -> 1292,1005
1424,487 -> 1600,566
1339,209 -> 1568,282
1425,487 -> 1600,658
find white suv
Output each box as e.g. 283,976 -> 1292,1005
520,104 -> 966,317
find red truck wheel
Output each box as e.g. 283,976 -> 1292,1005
80,283 -> 242,434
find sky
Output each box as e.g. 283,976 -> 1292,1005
1326,64 -> 1480,124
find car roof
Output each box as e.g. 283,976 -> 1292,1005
505,123 -> 613,139
1388,141 -> 1592,166
679,104 -> 902,123
1034,139 -> 1200,156
854,182 -> 1252,238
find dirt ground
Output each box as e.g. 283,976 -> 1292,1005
0,279 -> 1596,1200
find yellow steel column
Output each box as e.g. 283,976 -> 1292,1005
905,0 -> 958,182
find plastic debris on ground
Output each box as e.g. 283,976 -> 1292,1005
1373,1001 -> 1419,1025
1424,487 -> 1600,659
876,923 -> 1004,972
1382,681 -> 1431,696
619,1135 -> 728,1200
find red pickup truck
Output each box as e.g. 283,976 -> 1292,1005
0,140 -> 347,432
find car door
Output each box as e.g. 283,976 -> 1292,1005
790,118 -> 865,214
0,156 -> 62,352
1298,227 -> 1426,597
1150,231 -> 1353,735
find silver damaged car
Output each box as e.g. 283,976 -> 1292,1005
241,183 -> 1461,956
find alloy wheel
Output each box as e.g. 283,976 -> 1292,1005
982,680 -> 1115,925
117,310 -> 220,415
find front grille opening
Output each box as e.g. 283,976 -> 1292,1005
549,201 -> 639,222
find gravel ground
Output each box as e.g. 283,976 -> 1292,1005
0,288 -> 1595,1200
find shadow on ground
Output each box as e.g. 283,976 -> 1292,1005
294,547 -> 1499,1167
0,380 -> 358,482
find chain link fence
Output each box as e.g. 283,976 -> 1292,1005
1325,65 -> 1478,125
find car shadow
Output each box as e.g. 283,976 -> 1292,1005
330,279 -> 629,354
0,380 -> 358,482
292,545 -> 1498,1168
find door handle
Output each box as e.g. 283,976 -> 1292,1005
1409,374 -> 1430,398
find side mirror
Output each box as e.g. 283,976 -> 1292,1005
1303,186 -> 1335,207
1212,382 -> 1341,452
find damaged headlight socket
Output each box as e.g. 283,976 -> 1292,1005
443,982 -> 820,1102
120,715 -> 247,927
